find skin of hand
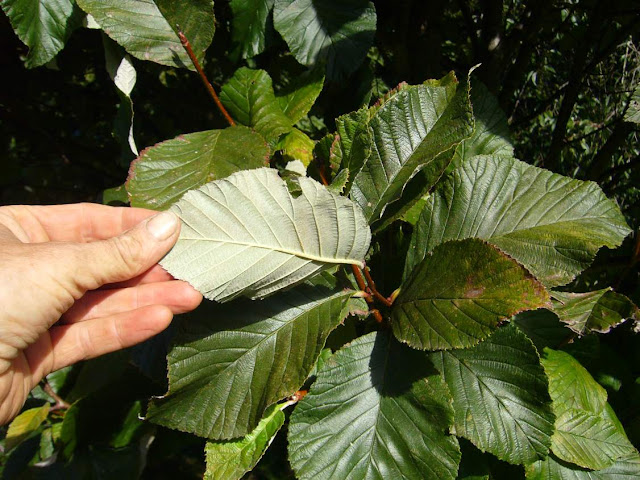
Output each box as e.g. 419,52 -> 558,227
0,203 -> 203,425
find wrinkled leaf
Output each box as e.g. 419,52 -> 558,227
160,168 -> 371,302
220,67 -> 293,145
526,452 -> 640,479
288,331 -> 461,480
392,238 -> 549,350
1,0 -> 82,68
450,80 -> 513,170
230,0 -> 275,59
5,404 -> 50,451
147,287 -> 352,439
333,106 -> 371,192
126,126 -> 269,211
406,156 -> 631,286
273,0 -> 376,79
76,0 -> 214,69
204,403 -> 285,480
431,325 -> 555,465
551,289 -> 638,335
351,72 -> 474,223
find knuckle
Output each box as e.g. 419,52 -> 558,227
110,234 -> 147,274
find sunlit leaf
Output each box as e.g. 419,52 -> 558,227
276,68 -> 325,124
160,168 -> 371,302
5,404 -> 50,451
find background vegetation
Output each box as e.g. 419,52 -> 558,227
1,0 -> 639,478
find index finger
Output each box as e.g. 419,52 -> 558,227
7,203 -> 160,242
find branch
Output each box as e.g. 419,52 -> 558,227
43,381 -> 70,411
363,267 -> 393,307
177,30 -> 235,126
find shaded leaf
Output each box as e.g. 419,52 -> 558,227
451,80 -> 513,170
406,156 -> 632,286
276,68 -> 325,124
551,289 -> 638,335
147,287 -> 352,439
230,0 -> 274,59
351,72 -> 474,223
126,126 -> 269,211
273,0 -> 376,79
220,67 -> 293,145
288,331 -> 461,480
5,404 -> 50,451
431,325 -> 555,465
1,0 -> 82,68
392,238 -> 549,350
76,0 -> 214,69
624,84 -> 640,124
512,309 -> 573,352
160,168 -> 371,302
204,403 -> 285,480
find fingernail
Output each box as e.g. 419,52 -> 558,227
147,212 -> 179,240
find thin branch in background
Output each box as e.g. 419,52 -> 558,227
177,30 -> 235,126
43,380 -> 70,411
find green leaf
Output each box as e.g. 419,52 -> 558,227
5,404 -> 50,451
279,128 -> 315,166
551,289 -> 638,335
526,452 -> 640,480
406,156 -> 632,287
391,238 -> 549,351
147,287 -> 352,439
351,72 -> 474,224
76,0 -> 214,69
276,68 -> 325,124
288,331 -> 461,480
204,403 -> 285,480
624,84 -> 640,124
541,349 -> 608,414
220,67 -> 294,145
126,126 -> 269,211
551,408 -> 635,470
431,325 -> 555,465
450,80 -> 513,170
229,0 -> 275,59
333,106 -> 372,192
512,309 -> 573,352
273,0 -> 377,79
160,168 -> 371,302
1,0 -> 82,68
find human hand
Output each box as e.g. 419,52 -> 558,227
0,203 -> 202,424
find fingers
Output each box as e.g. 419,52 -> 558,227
1,203 -> 158,243
61,211 -> 181,293
61,281 -> 202,324
104,265 -> 174,289
43,305 -> 174,376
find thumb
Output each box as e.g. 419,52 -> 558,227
72,211 -> 181,291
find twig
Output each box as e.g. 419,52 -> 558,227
177,30 -> 235,126
43,381 -> 70,411
371,309 -> 385,324
363,267 -> 393,307
351,265 -> 372,304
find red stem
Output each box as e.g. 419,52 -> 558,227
363,267 -> 393,307
177,31 -> 236,126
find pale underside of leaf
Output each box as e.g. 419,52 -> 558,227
406,155 -> 631,286
160,168 -> 370,302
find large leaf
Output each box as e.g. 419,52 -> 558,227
146,287 -> 352,439
431,325 -> 555,465
552,408 -> 635,470
391,238 -> 549,351
220,67 -> 293,145
126,126 -> 269,211
450,80 -> 514,170
5,404 -> 50,451
288,331 -> 461,480
526,452 -> 640,480
551,289 -> 638,335
541,349 -> 608,414
406,156 -> 632,286
273,0 -> 376,79
1,0 -> 82,68
229,0 -> 275,59
350,72 -> 474,223
204,403 -> 285,480
512,309 -> 573,352
160,168 -> 371,302
76,0 -> 215,69
276,68 -> 325,124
